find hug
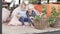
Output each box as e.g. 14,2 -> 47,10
17,3 -> 37,26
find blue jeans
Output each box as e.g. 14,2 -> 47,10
19,16 -> 33,25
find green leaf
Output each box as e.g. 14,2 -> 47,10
34,15 -> 40,21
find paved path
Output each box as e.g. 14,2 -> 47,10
2,23 -> 60,34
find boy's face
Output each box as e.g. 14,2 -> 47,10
21,4 -> 26,10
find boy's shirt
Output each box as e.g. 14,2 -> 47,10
13,6 -> 27,17
18,9 -> 27,17
15,7 -> 26,17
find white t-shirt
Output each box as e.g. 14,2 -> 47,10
11,6 -> 27,17
18,9 -> 27,17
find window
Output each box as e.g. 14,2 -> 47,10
41,0 -> 47,4
29,0 -> 37,4
5,0 -> 12,3
57,0 -> 60,2
14,0 -> 19,5
49,0 -> 57,3
24,0 -> 29,4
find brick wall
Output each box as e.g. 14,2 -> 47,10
34,4 -> 60,17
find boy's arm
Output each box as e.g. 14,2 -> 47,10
16,13 -> 20,18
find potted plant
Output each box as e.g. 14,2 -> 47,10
33,5 -> 49,30
53,6 -> 60,28
48,6 -> 60,27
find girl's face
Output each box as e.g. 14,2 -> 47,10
28,9 -> 32,13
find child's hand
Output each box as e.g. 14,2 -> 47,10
30,17 -> 34,20
16,14 -> 20,18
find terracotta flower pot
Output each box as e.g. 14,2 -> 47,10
33,18 -> 49,30
53,18 -> 60,28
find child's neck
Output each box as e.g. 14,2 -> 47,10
29,12 -> 32,15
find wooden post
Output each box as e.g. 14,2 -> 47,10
47,0 -> 49,4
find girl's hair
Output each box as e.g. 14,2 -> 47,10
28,4 -> 34,9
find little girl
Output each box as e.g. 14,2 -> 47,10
26,4 -> 37,23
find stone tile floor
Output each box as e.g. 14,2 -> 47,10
2,23 -> 60,34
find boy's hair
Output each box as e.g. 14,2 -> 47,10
21,1 -> 26,6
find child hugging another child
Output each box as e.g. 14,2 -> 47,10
26,4 -> 37,27
26,4 -> 37,22
8,2 -> 37,27
18,4 -> 37,27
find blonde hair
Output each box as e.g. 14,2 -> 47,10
28,4 -> 34,9
21,1 -> 27,6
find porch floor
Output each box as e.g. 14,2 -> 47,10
2,23 -> 60,34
